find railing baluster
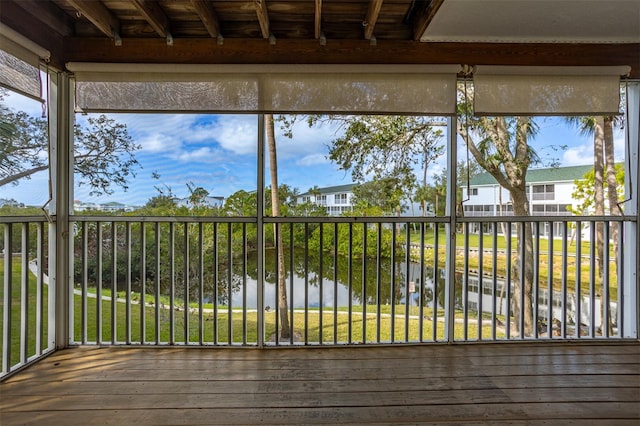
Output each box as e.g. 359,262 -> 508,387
478,223 -> 484,341
418,222 -> 425,342
304,222 -> 309,345
404,223 -> 409,343
183,222 -> 189,344
603,221 -> 610,338
505,223 -> 512,339
347,222 -> 353,344
617,221 -> 624,337
20,223 -> 28,363
97,222 -> 103,344
390,223 -> 396,343
375,223 -> 382,343
492,221 -> 499,340
81,222 -> 88,344
463,222 -> 469,341
36,222 -> 44,355
169,222 -> 175,345
211,222 -> 217,345
198,222 -> 204,345
242,223 -> 247,345
561,221 -> 568,338
2,224 -> 12,374
125,222 -> 132,345
155,222 -> 161,345
140,222 -> 146,344
289,223 -> 295,345
589,221 -> 596,338
547,221 -> 553,339
432,222 -> 439,342
533,221 -> 540,339
575,221 -> 582,339
112,221 -> 117,345
319,223 -> 325,345
226,222 -> 232,345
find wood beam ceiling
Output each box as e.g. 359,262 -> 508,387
191,0 -> 222,39
315,0 -> 322,40
131,0 -> 173,45
66,0 -> 121,45
60,38 -> 640,78
413,0 -> 444,41
363,0 -> 384,40
254,0 -> 271,40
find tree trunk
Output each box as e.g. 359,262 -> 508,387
266,114 -> 290,339
593,117 -> 605,334
510,187 -> 534,337
603,116 -> 619,335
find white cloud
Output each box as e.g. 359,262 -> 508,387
175,147 -> 222,163
563,143 -> 594,166
296,153 -> 328,166
213,115 -> 258,155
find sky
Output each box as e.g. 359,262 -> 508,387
0,90 -> 626,208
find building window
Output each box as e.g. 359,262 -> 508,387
317,195 -> 327,206
469,188 -> 478,196
335,193 -> 348,204
532,184 -> 555,200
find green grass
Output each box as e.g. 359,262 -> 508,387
0,257 -> 51,367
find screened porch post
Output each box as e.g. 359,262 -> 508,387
623,81 -> 640,338
50,71 -> 74,349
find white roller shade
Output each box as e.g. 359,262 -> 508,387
67,63 -> 460,115
0,23 -> 49,102
473,66 -> 631,116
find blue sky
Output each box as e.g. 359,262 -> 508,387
1,91 -> 626,208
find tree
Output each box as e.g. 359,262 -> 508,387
1,92 -> 140,195
315,115 -> 444,214
457,95 -> 540,336
351,178 -> 406,216
266,114 -> 290,339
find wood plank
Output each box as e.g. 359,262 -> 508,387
3,387 -> 639,412
60,38 -> 640,78
254,0 -> 270,39
190,0 -> 221,38
66,0 -> 122,42
314,0 -> 322,39
4,374 -> 639,396
363,0 -> 384,40
1,403 -> 639,425
412,0 -> 444,41
131,0 -> 173,40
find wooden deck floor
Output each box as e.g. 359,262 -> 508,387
1,342 -> 639,425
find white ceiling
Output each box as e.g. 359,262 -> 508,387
420,0 -> 640,43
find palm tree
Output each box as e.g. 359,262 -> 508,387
266,114 -> 290,339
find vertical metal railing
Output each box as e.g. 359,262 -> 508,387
65,214 -> 636,349
1,217 -> 53,379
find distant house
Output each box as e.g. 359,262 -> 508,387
174,195 -> 224,209
74,200 -> 137,212
460,164 -> 593,237
297,184 -> 355,216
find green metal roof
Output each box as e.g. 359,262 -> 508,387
469,164 -> 593,186
299,183 -> 356,196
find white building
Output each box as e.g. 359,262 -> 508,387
297,184 -> 355,216
461,164 -> 593,237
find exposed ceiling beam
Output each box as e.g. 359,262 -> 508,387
66,0 -> 121,45
413,0 -> 444,41
131,0 -> 173,45
315,0 -> 322,40
0,0 -> 65,69
363,0 -> 383,40
60,38 -> 640,78
191,0 -> 221,39
13,0 -> 75,37
254,0 -> 271,39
